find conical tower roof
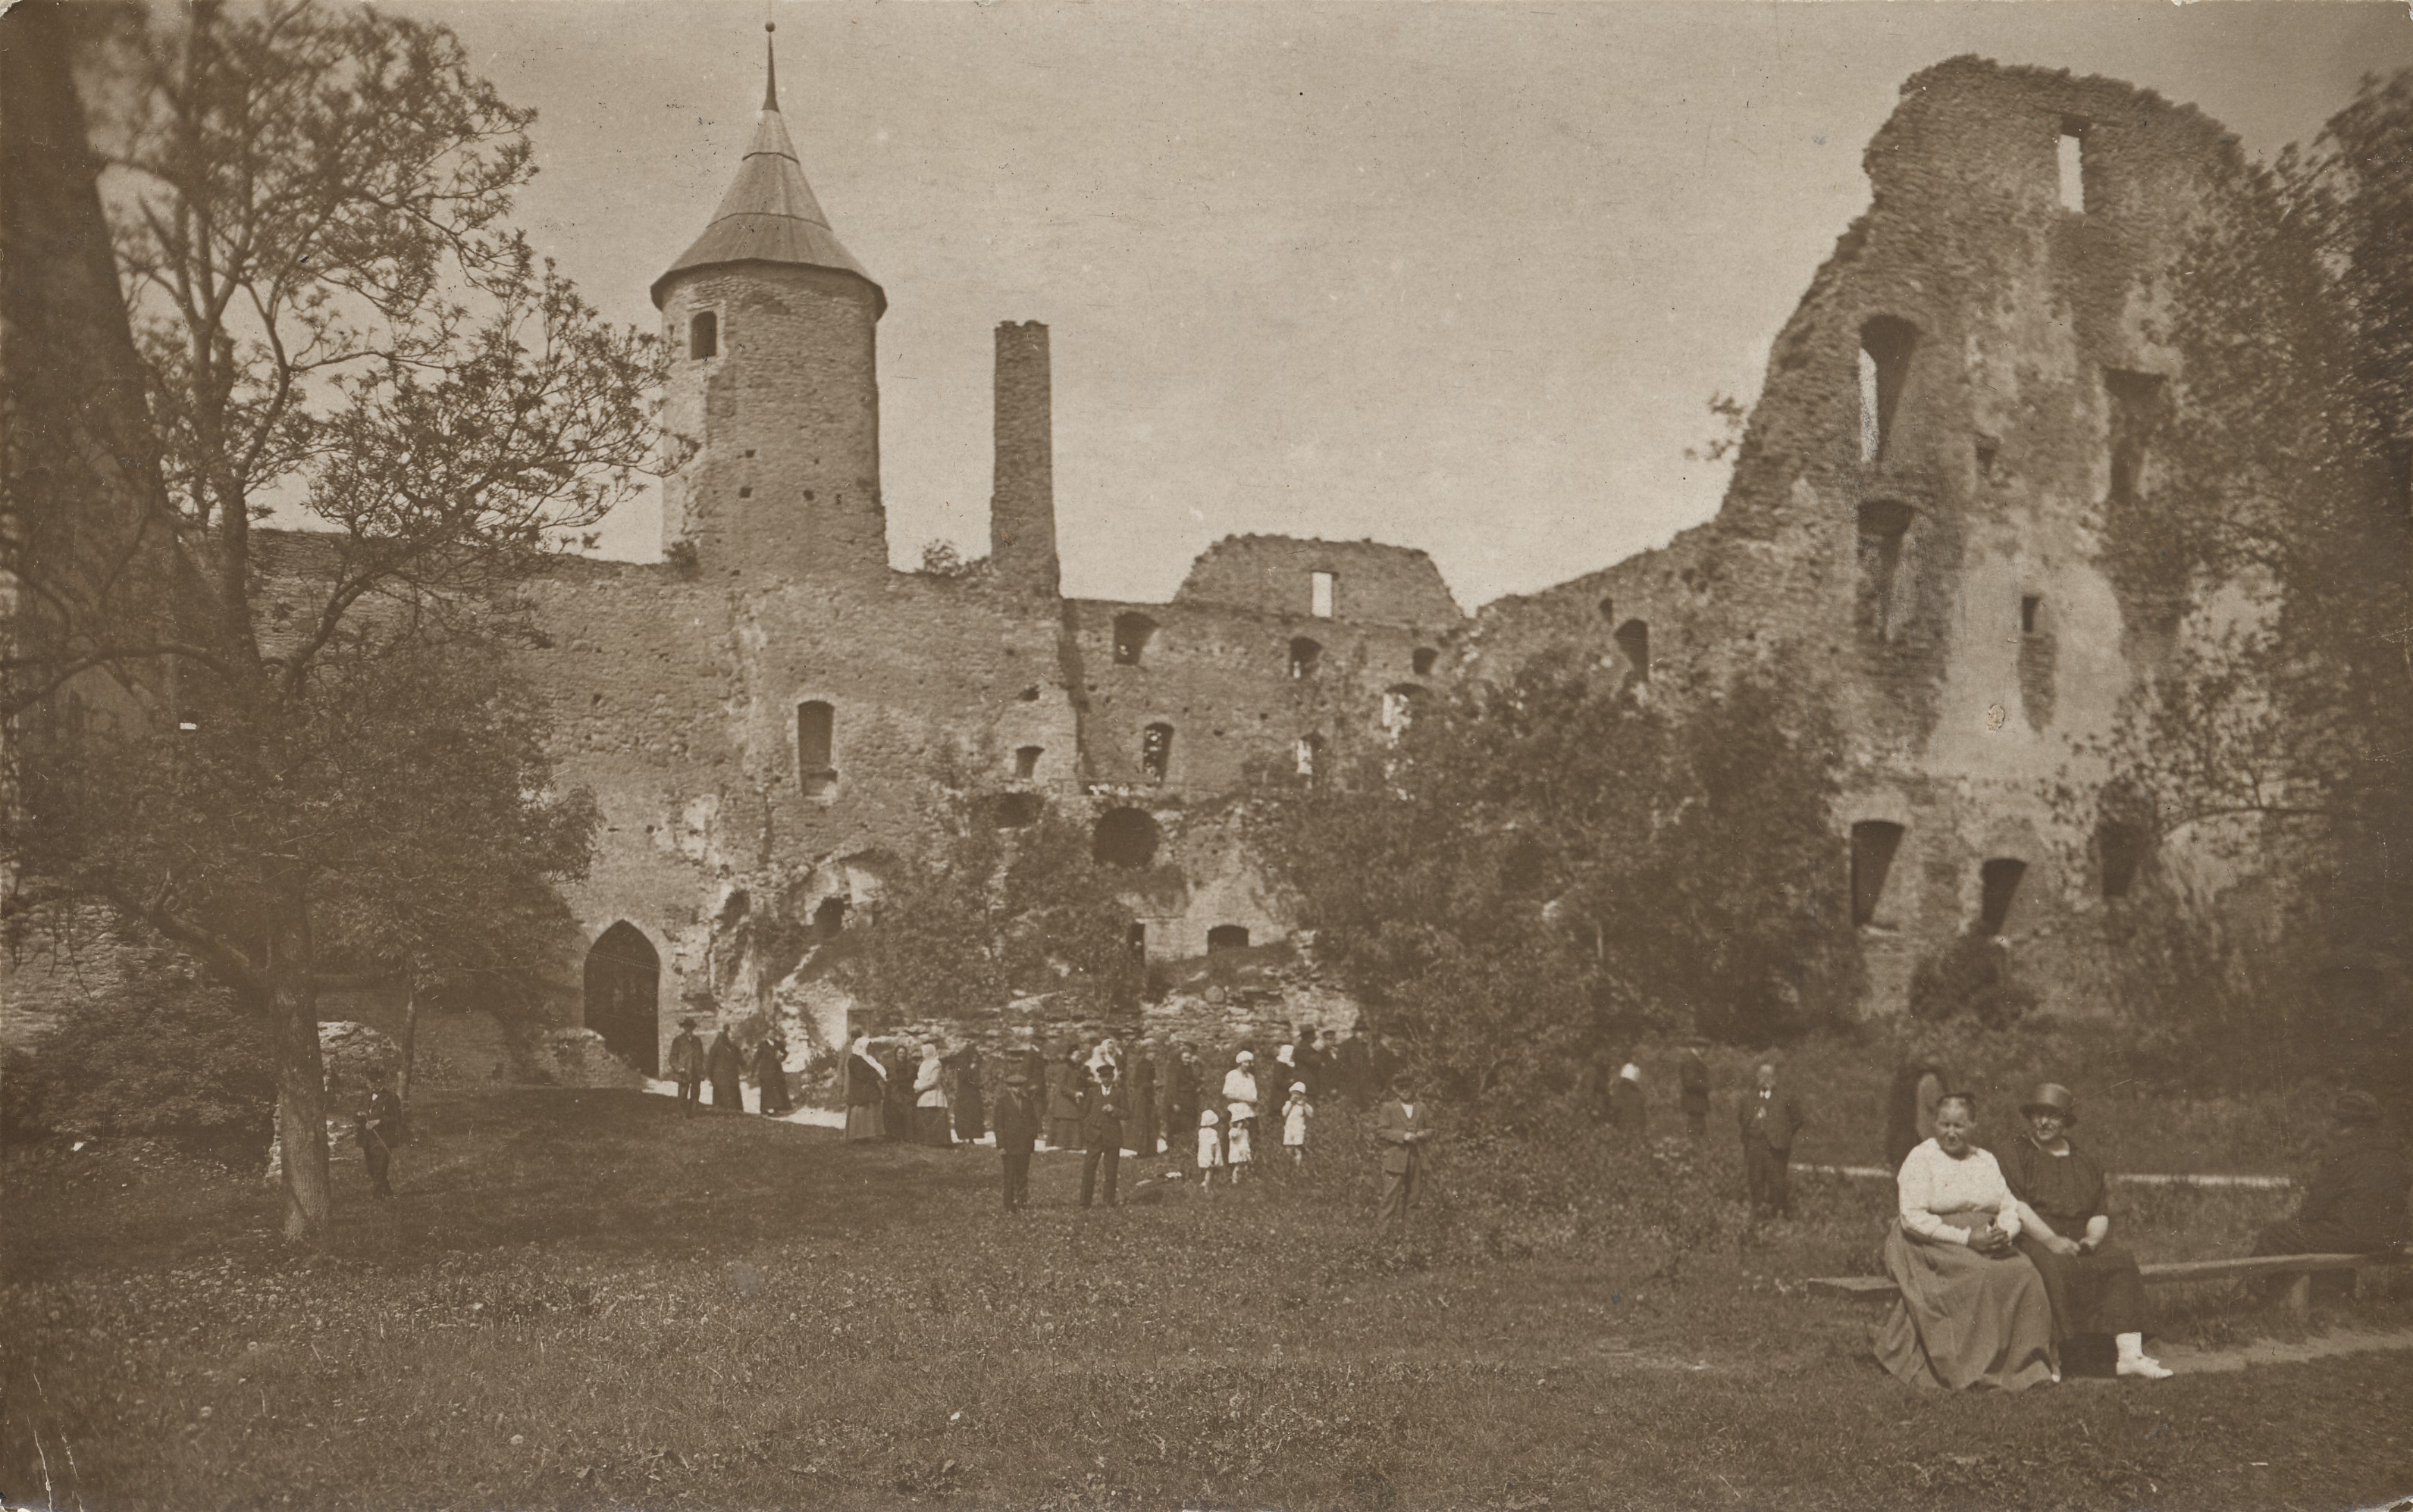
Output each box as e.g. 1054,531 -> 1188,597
650,35 -> 882,311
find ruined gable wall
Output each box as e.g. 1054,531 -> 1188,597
1175,536 -> 1462,628
1475,58 -> 2261,1020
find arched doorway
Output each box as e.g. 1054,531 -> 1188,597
584,922 -> 660,1075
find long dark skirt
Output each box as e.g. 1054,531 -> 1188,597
917,1105 -> 954,1147
710,1070 -> 744,1111
954,1088 -> 986,1143
1872,1219 -> 2056,1392
845,1103 -> 885,1141
758,1066 -> 793,1116
2015,1235 -> 2147,1339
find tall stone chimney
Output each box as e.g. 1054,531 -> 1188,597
990,321 -> 1060,595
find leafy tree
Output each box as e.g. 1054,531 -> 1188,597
2080,70 -> 2413,1094
840,755 -> 1142,1027
1252,650 -> 1850,1111
2,0 -> 657,1240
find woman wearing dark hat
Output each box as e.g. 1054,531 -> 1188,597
2248,1089 -> 2410,1301
843,1032 -> 887,1142
1999,1083 -> 2170,1380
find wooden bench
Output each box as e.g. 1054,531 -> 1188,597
1808,1251 -> 2406,1320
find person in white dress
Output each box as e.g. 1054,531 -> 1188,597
1221,1051 -> 1261,1182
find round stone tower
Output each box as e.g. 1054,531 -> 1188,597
652,33 -> 885,580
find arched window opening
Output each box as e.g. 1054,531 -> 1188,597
1597,596 -> 1616,625
2098,822 -> 2147,900
1412,646 -> 1439,678
798,700 -> 835,797
1310,571 -> 1337,619
1857,501 -> 1913,640
689,310 -> 718,360
2104,369 -> 2167,506
1850,821 -> 1904,928
1208,925 -> 1252,953
1113,612 -> 1158,666
1013,745 -> 1043,780
1140,722 -> 1174,783
1289,637 -> 1322,679
583,922 -> 660,1075
1613,620 -> 1650,681
1978,858 -> 2027,937
813,897 -> 848,938
1858,316 -> 1919,463
1093,808 -> 1159,869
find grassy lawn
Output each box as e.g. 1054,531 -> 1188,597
5,1087 -> 2409,1511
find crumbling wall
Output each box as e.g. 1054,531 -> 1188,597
1174,536 -> 1463,628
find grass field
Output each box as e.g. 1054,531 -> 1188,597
5,1085 -> 2410,1511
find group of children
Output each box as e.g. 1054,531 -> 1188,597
1192,1048 -> 1315,1187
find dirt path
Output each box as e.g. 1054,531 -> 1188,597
2149,1325 -> 2413,1377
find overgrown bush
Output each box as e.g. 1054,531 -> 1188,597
1907,931 -> 2036,1028
0,962 -> 274,1163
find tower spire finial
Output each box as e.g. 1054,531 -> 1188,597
763,17 -> 779,114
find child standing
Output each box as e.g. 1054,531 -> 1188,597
1197,1107 -> 1223,1189
1283,1080 -> 1313,1166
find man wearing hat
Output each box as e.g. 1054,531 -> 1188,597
1080,1060 -> 1130,1207
2248,1089 -> 2410,1302
1738,1060 -> 1806,1219
1999,1082 -> 2170,1379
666,1018 -> 706,1119
992,1066 -> 1041,1211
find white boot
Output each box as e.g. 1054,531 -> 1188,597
2115,1332 -> 2173,1379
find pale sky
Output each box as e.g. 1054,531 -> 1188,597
403,2 -> 2412,609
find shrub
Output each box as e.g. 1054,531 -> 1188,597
1907,931 -> 2037,1028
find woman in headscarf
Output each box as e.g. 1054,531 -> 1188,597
1872,1091 -> 2057,1391
843,1031 -> 887,1141
1998,1083 -> 2169,1379
1222,1050 -> 1261,1183
914,1041 -> 953,1147
755,1024 -> 794,1117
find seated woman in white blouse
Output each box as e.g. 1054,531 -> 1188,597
1871,1093 -> 2058,1391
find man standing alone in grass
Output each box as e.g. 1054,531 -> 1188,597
1739,1061 -> 1805,1219
1376,1074 -> 1429,1234
994,1071 -> 1039,1211
668,1018 -> 705,1119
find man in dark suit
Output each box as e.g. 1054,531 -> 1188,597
1161,1043 -> 1199,1149
1738,1060 -> 1807,1219
1130,1040 -> 1159,1156
992,1070 -> 1040,1211
1080,1061 -> 1129,1207
666,1018 -> 705,1118
1375,1072 -> 1431,1235
1336,1028 -> 1374,1110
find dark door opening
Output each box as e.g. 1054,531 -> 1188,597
584,922 -> 661,1075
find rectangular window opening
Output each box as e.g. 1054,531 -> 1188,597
1014,745 -> 1042,781
798,700 -> 835,797
2057,122 -> 2087,213
1309,571 -> 1336,619
2104,369 -> 2167,505
2020,595 -> 2042,635
690,310 -> 719,360
1850,821 -> 1905,928
1858,318 -> 1919,464
1979,858 -> 2027,936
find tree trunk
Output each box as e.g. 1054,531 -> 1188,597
266,897 -> 331,1243
399,975 -> 420,1103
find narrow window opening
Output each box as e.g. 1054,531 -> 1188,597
1857,501 -> 1913,640
798,700 -> 835,796
1858,317 -> 1919,463
1295,733 -> 1324,781
1140,722 -> 1174,783
1289,637 -> 1322,679
1850,821 -> 1905,928
738,487 -> 753,498
1597,596 -> 1615,625
1113,612 -> 1158,666
2104,369 -> 2167,505
1094,808 -> 1159,868
1975,435 -> 2001,481
2018,594 -> 2057,727
1014,745 -> 1042,780
813,897 -> 848,938
1613,619 -> 1650,681
2057,120 -> 2087,213
2098,822 -> 2147,900
1309,571 -> 1337,619
1978,858 -> 2027,937
1412,646 -> 1438,678
689,310 -> 719,360
2020,595 -> 2042,635
1207,925 -> 1252,953
1127,922 -> 1148,958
